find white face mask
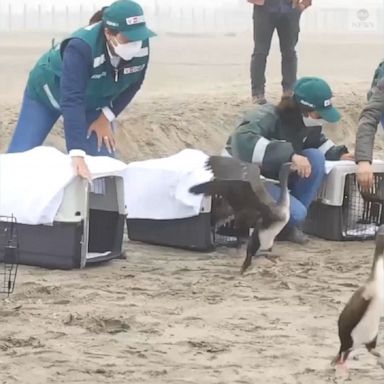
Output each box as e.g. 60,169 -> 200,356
302,116 -> 326,127
113,40 -> 142,61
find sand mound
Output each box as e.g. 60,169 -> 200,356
2,87 -> 384,161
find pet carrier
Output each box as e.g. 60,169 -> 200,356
127,194 -> 242,251
304,161 -> 384,241
4,176 -> 126,270
0,216 -> 19,295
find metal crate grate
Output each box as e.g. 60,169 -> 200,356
0,216 -> 20,295
342,173 -> 384,240
210,194 -> 244,248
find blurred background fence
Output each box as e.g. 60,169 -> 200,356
0,0 -> 383,36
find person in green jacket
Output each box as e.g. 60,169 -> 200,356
7,0 -> 156,181
223,77 -> 353,243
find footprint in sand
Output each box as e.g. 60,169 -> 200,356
63,313 -> 131,334
0,336 -> 44,351
187,340 -> 231,354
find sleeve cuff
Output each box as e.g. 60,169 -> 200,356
355,158 -> 372,164
69,149 -> 86,157
102,107 -> 116,122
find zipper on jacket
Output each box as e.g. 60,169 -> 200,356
114,68 -> 119,82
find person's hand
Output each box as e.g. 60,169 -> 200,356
340,152 -> 355,161
292,0 -> 309,12
71,156 -> 92,183
357,161 -> 374,190
87,113 -> 116,154
291,154 -> 312,178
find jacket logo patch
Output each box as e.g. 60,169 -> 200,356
91,72 -> 107,79
93,54 -> 106,68
123,64 -> 146,74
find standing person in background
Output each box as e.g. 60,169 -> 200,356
248,0 -> 312,105
7,0 -> 156,181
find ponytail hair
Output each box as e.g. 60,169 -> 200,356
89,6 -> 108,25
276,96 -> 312,126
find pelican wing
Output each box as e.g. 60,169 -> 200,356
205,156 -> 280,218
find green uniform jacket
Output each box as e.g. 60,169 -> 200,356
26,21 -> 149,111
225,103 -> 348,179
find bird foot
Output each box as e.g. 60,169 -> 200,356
333,361 -> 349,380
263,253 -> 279,264
240,252 -> 279,274
334,368 -> 349,382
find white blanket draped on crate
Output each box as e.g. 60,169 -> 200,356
0,146 -> 212,225
3,146 -> 373,226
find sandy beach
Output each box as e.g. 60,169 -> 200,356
1,29 -> 384,383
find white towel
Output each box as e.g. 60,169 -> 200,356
124,149 -> 212,219
0,147 -> 212,225
0,147 -> 128,225
0,147 -> 73,225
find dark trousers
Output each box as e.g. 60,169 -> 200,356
250,6 -> 301,97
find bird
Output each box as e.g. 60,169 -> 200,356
359,176 -> 384,203
189,155 -> 292,274
332,224 -> 384,368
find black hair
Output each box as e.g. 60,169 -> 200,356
89,6 -> 108,25
276,96 -> 314,125
89,6 -> 119,36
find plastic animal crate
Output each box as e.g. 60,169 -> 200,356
0,215 -> 19,295
127,194 -> 242,251
0,176 -> 126,270
304,162 -> 384,241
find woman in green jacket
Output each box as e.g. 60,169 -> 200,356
7,0 -> 155,181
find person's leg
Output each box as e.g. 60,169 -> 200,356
250,6 -> 276,102
289,148 -> 326,209
7,88 -> 60,153
275,10 -> 301,95
83,110 -> 115,157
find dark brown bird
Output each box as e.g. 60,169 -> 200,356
332,224 -> 384,368
359,176 -> 384,203
189,156 -> 292,274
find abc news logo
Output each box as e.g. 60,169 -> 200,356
352,8 -> 374,30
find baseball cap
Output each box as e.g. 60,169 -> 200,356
293,77 -> 341,123
102,0 -> 156,41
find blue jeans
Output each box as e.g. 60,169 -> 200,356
265,148 -> 325,227
7,88 -> 113,157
